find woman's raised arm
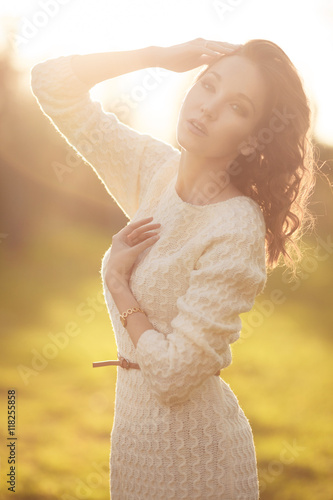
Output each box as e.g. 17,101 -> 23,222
70,39 -> 241,85
30,49 -> 179,219
70,46 -> 160,88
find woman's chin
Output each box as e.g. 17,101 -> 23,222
176,129 -> 205,155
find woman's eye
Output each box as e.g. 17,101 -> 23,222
200,80 -> 214,91
231,103 -> 247,116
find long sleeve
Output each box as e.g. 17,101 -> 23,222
30,55 -> 179,219
135,224 -> 267,407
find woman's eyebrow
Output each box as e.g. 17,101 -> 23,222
207,71 -> 256,113
207,70 -> 222,81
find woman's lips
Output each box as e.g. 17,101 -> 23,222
187,119 -> 208,137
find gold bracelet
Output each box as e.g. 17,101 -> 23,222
120,307 -> 145,327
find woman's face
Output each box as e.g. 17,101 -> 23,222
176,55 -> 267,161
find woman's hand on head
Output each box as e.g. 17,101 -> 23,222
105,217 -> 161,295
155,38 -> 242,73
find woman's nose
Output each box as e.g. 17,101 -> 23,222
200,102 -> 216,120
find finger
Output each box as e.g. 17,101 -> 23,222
206,40 -> 242,49
204,41 -> 242,54
127,229 -> 159,247
192,38 -> 241,52
128,222 -> 161,240
201,47 -> 236,58
122,217 -> 154,236
198,47 -> 233,64
199,46 -> 224,58
126,227 -> 158,243
215,41 -> 242,49
131,233 -> 160,254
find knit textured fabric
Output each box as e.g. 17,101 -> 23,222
31,55 -> 267,500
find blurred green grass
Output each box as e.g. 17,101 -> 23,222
0,222 -> 332,500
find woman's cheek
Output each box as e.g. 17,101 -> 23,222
222,121 -> 248,150
212,124 -> 250,158
230,119 -> 253,148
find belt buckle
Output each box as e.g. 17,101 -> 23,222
119,356 -> 131,369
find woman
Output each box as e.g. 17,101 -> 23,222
31,38 -> 316,499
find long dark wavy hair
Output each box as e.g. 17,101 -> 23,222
193,39 -> 320,280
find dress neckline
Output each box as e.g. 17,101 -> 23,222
170,172 -> 251,209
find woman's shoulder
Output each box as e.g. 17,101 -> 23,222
210,193 -> 266,236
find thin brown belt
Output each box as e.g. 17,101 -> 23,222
93,352 -> 221,377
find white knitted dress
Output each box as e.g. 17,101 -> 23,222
31,56 -> 267,500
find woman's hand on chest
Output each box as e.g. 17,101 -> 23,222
105,217 -> 161,294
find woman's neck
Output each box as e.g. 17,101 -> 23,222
175,149 -> 241,205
